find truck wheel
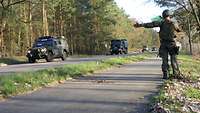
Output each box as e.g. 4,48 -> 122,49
28,58 -> 36,63
61,51 -> 67,61
111,52 -> 114,55
46,52 -> 53,62
124,50 -> 128,54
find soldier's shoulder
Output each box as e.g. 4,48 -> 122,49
159,20 -> 165,26
171,18 -> 178,24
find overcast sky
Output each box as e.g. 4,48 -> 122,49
114,0 -> 165,22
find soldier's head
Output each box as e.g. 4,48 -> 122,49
162,9 -> 173,20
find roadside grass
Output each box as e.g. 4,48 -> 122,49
0,56 -> 27,65
0,55 -> 147,98
151,80 -> 184,112
179,55 -> 200,81
185,87 -> 200,100
151,55 -> 200,113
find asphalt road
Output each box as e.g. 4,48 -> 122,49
0,54 -> 135,75
0,57 -> 163,113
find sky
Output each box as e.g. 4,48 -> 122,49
114,0 -> 165,22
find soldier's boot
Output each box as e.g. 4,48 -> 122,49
162,61 -> 169,79
163,72 -> 168,79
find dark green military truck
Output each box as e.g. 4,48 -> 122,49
110,39 -> 128,55
26,36 -> 69,63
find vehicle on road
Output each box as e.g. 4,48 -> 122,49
142,45 -> 149,52
151,47 -> 158,52
110,39 -> 128,55
26,36 -> 69,63
151,47 -> 158,51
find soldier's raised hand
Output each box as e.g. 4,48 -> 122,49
134,22 -> 142,28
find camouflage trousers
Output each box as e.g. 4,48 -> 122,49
159,42 -> 180,78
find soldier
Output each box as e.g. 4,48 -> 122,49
134,9 -> 181,79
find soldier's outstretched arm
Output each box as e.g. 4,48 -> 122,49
134,21 -> 161,28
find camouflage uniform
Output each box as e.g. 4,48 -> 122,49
135,10 -> 181,79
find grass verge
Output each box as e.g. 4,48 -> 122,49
0,56 -> 27,65
151,55 -> 200,113
185,87 -> 200,99
0,55 -> 147,99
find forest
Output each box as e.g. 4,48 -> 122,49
0,0 -> 158,57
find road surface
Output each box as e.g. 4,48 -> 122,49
0,57 -> 162,113
0,54 -> 136,75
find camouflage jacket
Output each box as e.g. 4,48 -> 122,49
140,19 -> 181,44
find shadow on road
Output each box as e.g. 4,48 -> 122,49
75,73 -> 162,82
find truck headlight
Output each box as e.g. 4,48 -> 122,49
41,48 -> 47,52
27,50 -> 31,53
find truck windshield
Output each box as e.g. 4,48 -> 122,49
111,40 -> 121,47
33,39 -> 53,47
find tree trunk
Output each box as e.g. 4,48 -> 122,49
18,29 -> 22,55
42,0 -> 49,36
0,15 -> 7,57
28,0 -> 33,48
21,3 -> 30,55
188,18 -> 193,55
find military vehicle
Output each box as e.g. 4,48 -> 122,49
110,39 -> 128,55
142,45 -> 149,52
26,36 -> 69,63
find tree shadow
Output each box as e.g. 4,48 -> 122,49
0,58 -> 27,65
75,73 -> 162,82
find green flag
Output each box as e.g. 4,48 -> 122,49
151,16 -> 163,22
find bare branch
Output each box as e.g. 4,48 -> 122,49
1,0 -> 27,9
8,0 -> 10,6
7,0 -> 27,8
174,0 -> 190,13
0,0 -> 5,9
188,0 -> 200,30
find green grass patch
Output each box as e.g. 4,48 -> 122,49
0,55 -> 147,98
178,55 -> 200,81
185,87 -> 200,99
152,83 -> 168,104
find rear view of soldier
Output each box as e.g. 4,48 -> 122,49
134,9 -> 181,79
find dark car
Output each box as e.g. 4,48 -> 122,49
151,47 -> 158,52
26,36 -> 69,63
142,45 -> 149,52
110,39 -> 128,55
